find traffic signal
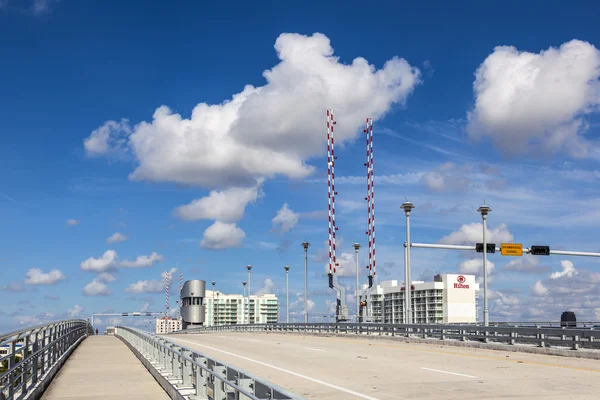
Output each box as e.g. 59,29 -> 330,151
476,243 -> 496,253
530,245 -> 550,256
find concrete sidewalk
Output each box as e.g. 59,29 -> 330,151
41,335 -> 170,400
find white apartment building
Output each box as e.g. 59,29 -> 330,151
358,273 -> 480,324
155,317 -> 182,334
204,290 -> 279,326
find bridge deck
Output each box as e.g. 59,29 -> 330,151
169,332 -> 600,400
41,335 -> 169,400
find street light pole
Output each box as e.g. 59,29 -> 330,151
301,242 -> 310,323
212,281 -> 216,327
353,243 -> 361,322
242,281 -> 247,325
284,266 -> 290,323
477,204 -> 492,327
247,265 -> 252,324
401,201 -> 415,325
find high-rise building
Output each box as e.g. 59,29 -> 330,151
155,317 -> 182,334
204,290 -> 279,326
358,273 -> 480,324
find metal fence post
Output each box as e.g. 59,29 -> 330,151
181,350 -> 193,387
238,377 -> 254,400
172,346 -> 182,381
212,364 -> 227,400
192,355 -> 209,400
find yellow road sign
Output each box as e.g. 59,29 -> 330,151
501,243 -> 523,256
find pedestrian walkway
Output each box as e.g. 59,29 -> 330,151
41,335 -> 170,400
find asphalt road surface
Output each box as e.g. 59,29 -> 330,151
168,332 -> 600,400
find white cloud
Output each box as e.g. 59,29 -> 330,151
200,221 -> 245,250
272,203 -> 299,234
550,260 -> 578,279
422,163 -> 471,192
323,252 -> 357,277
439,222 -> 514,245
531,281 -> 549,297
119,252 -> 164,268
459,258 -> 496,277
84,33 -> 421,189
82,273 -> 115,296
24,268 -> 65,285
126,268 -> 177,294
83,280 -> 111,296
84,119 -> 131,156
254,278 -> 276,296
107,232 -> 128,244
80,250 -> 163,272
1,282 -> 26,292
68,304 -> 84,318
503,255 -> 550,274
66,219 -> 80,226
80,250 -> 118,272
174,182 -> 263,222
125,280 -> 164,294
467,39 -> 600,158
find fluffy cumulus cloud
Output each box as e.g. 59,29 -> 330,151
24,268 -> 66,285
459,258 -> 496,283
84,33 -> 421,189
272,203 -> 299,234
174,182 -> 263,222
126,268 -> 177,294
200,221 -> 245,250
322,251 -> 357,277
254,278 -> 276,296
107,232 -> 128,244
467,39 -> 600,158
439,222 -> 514,245
80,250 -> 164,272
510,259 -> 600,321
82,273 -> 115,296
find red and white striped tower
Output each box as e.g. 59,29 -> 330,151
165,271 -> 170,320
364,118 -> 376,286
179,272 -> 183,295
326,109 -> 339,276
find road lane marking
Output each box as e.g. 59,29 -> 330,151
420,367 -> 476,379
246,339 -> 262,343
303,347 -> 325,352
173,338 -> 382,400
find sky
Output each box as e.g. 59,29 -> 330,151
2,0 -> 600,333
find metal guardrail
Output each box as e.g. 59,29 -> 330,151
176,322 -> 600,351
115,326 -> 304,400
0,319 -> 93,400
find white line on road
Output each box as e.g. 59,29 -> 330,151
303,347 -> 325,352
420,367 -> 477,379
174,338 -> 381,400
246,339 -> 262,343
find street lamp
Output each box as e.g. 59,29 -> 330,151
212,281 -> 216,327
477,203 -> 492,327
242,281 -> 247,325
301,242 -> 310,323
284,266 -> 290,323
401,201 -> 415,325
246,265 -> 252,324
353,243 -> 361,322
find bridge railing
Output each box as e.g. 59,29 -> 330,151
0,319 -> 93,400
115,326 -> 304,400
176,322 -> 600,351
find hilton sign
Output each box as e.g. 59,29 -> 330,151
453,275 -> 470,289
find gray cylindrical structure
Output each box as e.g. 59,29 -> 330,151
181,280 -> 206,330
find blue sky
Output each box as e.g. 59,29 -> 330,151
2,0 -> 600,332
